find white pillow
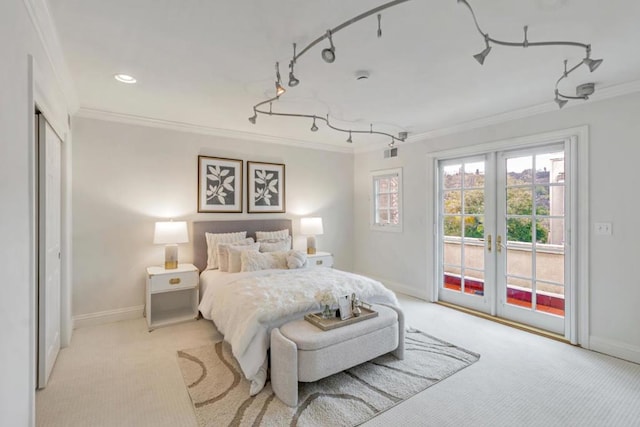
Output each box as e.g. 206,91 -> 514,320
286,250 -> 308,269
255,229 -> 289,240
217,238 -> 255,272
205,231 -> 247,270
228,243 -> 260,273
241,250 -> 288,272
259,236 -> 292,253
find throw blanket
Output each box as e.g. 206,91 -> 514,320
198,268 -> 398,393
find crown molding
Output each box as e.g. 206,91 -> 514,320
22,0 -> 79,113
76,107 -> 354,154
354,79 -> 640,154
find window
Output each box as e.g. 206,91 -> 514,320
371,168 -> 402,232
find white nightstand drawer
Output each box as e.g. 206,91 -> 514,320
147,265 -> 198,293
307,252 -> 334,268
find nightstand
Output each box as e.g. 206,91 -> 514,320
145,263 -> 199,331
307,251 -> 334,268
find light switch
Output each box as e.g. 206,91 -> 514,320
594,222 -> 612,235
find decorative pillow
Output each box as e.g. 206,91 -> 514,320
240,250 -> 288,272
255,229 -> 289,240
205,231 -> 247,270
259,236 -> 292,253
217,238 -> 255,272
286,250 -> 308,269
228,243 -> 261,273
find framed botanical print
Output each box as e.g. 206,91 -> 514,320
247,161 -> 286,213
198,156 -> 243,213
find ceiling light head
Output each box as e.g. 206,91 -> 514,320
310,118 -> 319,132
275,62 -> 286,96
114,74 -> 136,84
583,57 -> 603,72
554,96 -> 568,109
473,45 -> 491,65
248,113 -> 257,124
398,131 -> 408,141
288,71 -> 299,87
321,30 -> 336,63
347,131 -> 352,143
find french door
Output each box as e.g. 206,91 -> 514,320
438,142 -> 570,335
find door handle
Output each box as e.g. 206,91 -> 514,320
497,235 -> 502,253
487,234 -> 492,252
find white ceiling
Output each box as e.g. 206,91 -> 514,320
47,0 -> 640,149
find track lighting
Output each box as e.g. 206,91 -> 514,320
249,0 -> 604,143
274,62 -> 285,96
288,44 -> 300,87
474,38 -> 491,65
321,30 -> 336,63
458,0 -> 603,108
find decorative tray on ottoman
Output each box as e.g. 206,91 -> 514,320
304,306 -> 378,331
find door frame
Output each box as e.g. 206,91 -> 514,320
425,126 -> 589,346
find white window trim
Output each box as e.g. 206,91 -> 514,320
370,167 -> 403,232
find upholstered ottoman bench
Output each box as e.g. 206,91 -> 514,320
270,303 -> 404,407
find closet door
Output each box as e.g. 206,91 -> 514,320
37,114 -> 62,388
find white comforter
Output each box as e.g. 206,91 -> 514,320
198,267 -> 398,392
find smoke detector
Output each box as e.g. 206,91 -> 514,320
355,70 -> 370,81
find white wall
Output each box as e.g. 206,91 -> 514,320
0,0 -> 73,425
353,92 -> 640,363
71,117 -> 354,318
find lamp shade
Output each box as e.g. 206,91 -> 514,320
153,221 -> 189,244
300,217 -> 324,236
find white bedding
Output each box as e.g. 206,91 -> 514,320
198,267 -> 398,393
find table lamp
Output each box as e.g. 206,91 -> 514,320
154,221 -> 189,269
300,217 -> 323,255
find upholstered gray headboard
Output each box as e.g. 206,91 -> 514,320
192,219 -> 293,272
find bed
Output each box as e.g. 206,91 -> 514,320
192,219 -> 399,395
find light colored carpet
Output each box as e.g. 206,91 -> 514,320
177,329 -> 479,427
36,295 -> 640,427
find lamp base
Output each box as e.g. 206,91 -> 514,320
164,244 -> 178,269
306,236 -> 317,255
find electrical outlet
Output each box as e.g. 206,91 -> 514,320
594,222 -> 612,235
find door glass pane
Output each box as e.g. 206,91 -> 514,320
464,162 -> 485,188
443,164 -> 462,189
535,248 -> 564,286
546,217 -> 565,246
506,277 -> 532,309
506,244 -> 532,278
507,156 -> 532,184
535,152 -> 564,184
536,281 -> 565,316
465,268 -> 485,295
464,190 -> 484,214
444,215 -> 462,237
507,188 -> 532,215
464,240 -> 484,270
444,190 -> 462,214
464,215 -> 484,239
535,185 -> 550,215
535,218 -> 550,244
507,217 -> 534,243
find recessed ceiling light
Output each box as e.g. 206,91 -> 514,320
114,74 -> 137,84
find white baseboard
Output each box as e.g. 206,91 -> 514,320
589,335 -> 640,364
355,272 -> 430,301
73,305 -> 144,329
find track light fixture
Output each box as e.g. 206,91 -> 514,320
321,30 -> 336,63
458,0 -> 603,109
288,44 -> 300,87
274,62 -> 286,96
473,36 -> 491,65
249,0 -> 604,144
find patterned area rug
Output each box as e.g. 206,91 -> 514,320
177,329 -> 479,427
